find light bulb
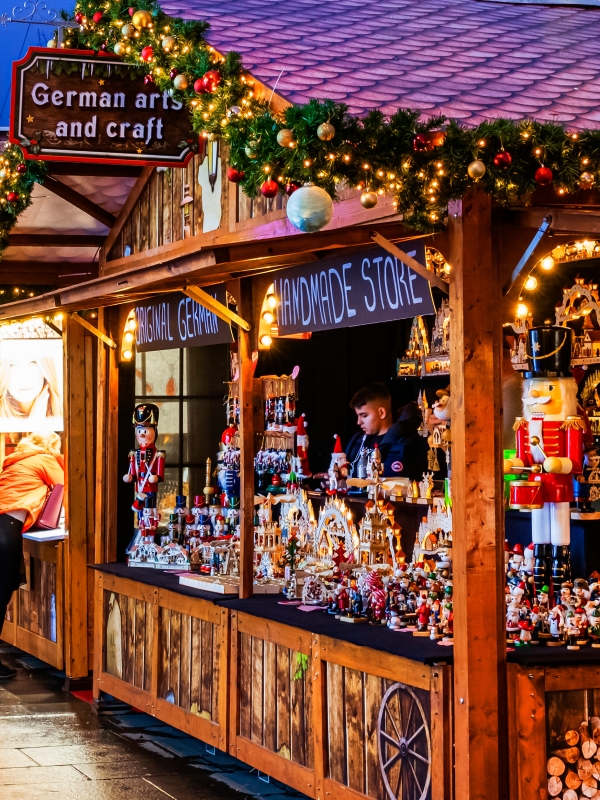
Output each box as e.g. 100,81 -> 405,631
266,294 -> 277,310
541,256 -> 555,271
524,276 -> 537,291
122,349 -> 133,360
260,334 -> 272,348
262,311 -> 275,324
54,313 -> 63,322
516,303 -> 528,318
124,331 -> 134,343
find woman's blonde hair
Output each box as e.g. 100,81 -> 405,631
15,431 -> 62,456
0,355 -> 62,419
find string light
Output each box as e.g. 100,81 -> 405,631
541,256 -> 555,271
524,275 -> 537,290
516,302 -> 528,317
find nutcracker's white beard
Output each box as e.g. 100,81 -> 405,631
522,378 -> 578,422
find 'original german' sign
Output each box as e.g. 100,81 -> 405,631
10,48 -> 196,166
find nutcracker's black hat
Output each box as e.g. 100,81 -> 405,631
525,325 -> 572,378
133,403 -> 159,427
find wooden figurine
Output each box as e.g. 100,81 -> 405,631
123,403 -> 165,513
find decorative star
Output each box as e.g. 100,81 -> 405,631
26,115 -> 34,123
99,79 -> 105,86
533,341 -> 541,352
136,148 -> 143,154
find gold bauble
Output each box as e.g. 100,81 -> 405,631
132,9 -> 152,30
360,190 -> 378,209
276,128 -> 295,148
245,143 -> 258,159
173,74 -> 189,91
162,35 -> 175,51
47,39 -> 57,49
121,23 -> 135,37
580,171 -> 594,190
467,159 -> 486,180
317,121 -> 335,141
114,42 -> 126,56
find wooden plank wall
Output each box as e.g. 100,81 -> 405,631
104,590 -> 153,693
18,558 -> 57,642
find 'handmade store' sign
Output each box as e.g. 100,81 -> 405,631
273,241 -> 434,335
10,48 -> 196,166
135,287 -> 233,352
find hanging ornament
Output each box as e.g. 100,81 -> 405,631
74,11 -> 83,24
92,11 -> 103,23
6,192 -> 19,203
226,167 -> 245,183
360,190 -> 378,209
534,166 -> 553,186
162,35 -> 175,51
193,78 -> 206,94
99,42 -> 109,52
114,42 -> 126,56
226,106 -> 241,117
286,184 -> 334,232
260,179 -> 279,198
202,70 -> 221,92
169,68 -> 178,79
0,169 -> 7,180
245,143 -> 258,159
47,39 -> 57,48
413,133 -> 429,152
317,122 -> 335,141
121,23 -> 135,37
143,73 -> 155,85
580,171 -> 595,190
16,164 -> 26,174
132,9 -> 153,29
493,151 -> 512,168
173,74 -> 189,91
467,159 -> 486,180
276,129 -> 295,148
128,6 -> 135,15
285,181 -> 301,195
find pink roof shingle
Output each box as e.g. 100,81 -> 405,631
161,0 -> 600,130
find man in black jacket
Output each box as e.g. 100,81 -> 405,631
346,383 -> 427,480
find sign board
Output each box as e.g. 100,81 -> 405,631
273,242 -> 434,335
135,287 -> 233,352
10,48 -> 195,166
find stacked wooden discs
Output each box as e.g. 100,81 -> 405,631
547,720 -> 600,798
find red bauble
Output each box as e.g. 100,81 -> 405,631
226,167 -> 245,183
169,68 -> 178,79
92,11 -> 102,23
285,181 -> 301,195
7,192 -> 19,203
534,166 -> 553,186
74,11 -> 83,24
202,70 -> 221,92
260,179 -> 279,198
413,133 -> 429,152
193,78 -> 206,94
16,164 -> 26,174
143,73 -> 155,85
141,45 -> 154,62
493,151 -> 512,168
128,7 -> 135,15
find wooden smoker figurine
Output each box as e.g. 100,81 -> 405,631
505,326 -> 585,591
123,403 -> 166,512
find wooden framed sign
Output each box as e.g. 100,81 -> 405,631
10,48 -> 196,166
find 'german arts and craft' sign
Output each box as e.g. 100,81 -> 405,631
10,48 -> 195,166
273,241 -> 434,335
135,287 -> 233,352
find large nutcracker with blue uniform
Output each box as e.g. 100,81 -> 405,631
505,326 -> 586,591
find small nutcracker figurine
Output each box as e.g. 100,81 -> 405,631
123,403 -> 166,512
505,326 -> 585,591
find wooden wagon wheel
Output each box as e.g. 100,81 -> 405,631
378,682 -> 432,800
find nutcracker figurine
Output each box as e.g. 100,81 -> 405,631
505,326 -> 585,591
123,403 -> 166,512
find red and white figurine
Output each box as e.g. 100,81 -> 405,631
123,403 -> 166,512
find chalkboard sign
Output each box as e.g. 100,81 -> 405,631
274,241 -> 434,335
135,286 -> 233,352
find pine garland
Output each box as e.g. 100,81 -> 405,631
4,0 -> 600,256
0,144 -> 46,258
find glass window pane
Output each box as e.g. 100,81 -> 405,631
134,399 -> 180,464
183,398 -> 225,463
137,350 -> 180,397
157,467 -> 179,518
183,344 -> 229,396
182,466 -> 206,507
135,351 -> 144,396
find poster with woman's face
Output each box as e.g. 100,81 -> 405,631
0,339 -> 64,432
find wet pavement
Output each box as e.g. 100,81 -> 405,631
0,643 -> 306,800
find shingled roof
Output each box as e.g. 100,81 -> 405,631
161,0 -> 600,130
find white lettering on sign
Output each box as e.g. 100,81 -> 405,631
135,302 -> 174,347
177,296 -> 220,341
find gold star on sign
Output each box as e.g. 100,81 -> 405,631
26,115 -> 34,123
99,79 -> 105,86
136,148 -> 143,154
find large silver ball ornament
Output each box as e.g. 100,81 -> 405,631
173,74 -> 189,91
162,35 -> 176,51
467,159 -> 486,180
286,184 -> 334,233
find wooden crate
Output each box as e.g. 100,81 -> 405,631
229,611 -> 452,800
0,538 -> 64,670
93,570 -> 229,750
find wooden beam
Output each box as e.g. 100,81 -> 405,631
8,234 -> 105,248
371,231 -> 449,292
449,188 -> 506,800
100,166 -> 154,267
238,278 -> 255,599
70,312 -> 117,349
183,285 -> 251,331
47,163 -> 142,178
40,175 -> 116,229
0,262 -> 97,285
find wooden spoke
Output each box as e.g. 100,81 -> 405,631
381,730 -> 402,750
409,749 -> 430,765
405,697 -> 414,736
385,700 -> 403,741
406,723 -> 425,747
409,758 -> 424,798
384,751 -> 403,772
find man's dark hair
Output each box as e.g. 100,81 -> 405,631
349,382 -> 392,409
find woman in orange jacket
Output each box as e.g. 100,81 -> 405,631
0,432 -> 64,679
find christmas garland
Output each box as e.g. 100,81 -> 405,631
3,0 -> 600,256
0,144 -> 46,258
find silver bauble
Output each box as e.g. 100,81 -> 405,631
121,23 -> 135,37
227,106 -> 241,117
162,35 -> 176,51
114,42 -> 126,56
360,191 -> 378,209
277,128 -> 295,148
245,143 -> 258,159
173,74 -> 189,91
286,184 -> 334,233
467,159 -> 486,180
317,121 -> 335,141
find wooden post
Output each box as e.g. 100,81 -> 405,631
449,189 -> 507,800
238,277 -> 255,598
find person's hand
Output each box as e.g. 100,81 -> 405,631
123,474 -> 133,483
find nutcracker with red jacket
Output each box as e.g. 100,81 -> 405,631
123,403 -> 166,513
505,326 -> 585,591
